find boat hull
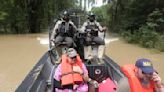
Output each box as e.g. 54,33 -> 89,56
16,52 -> 126,92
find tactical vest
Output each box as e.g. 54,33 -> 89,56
58,21 -> 74,37
85,22 -> 99,37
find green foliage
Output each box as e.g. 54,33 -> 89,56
121,30 -> 133,43
91,4 -> 112,26
121,30 -> 142,43
155,36 -> 164,52
0,12 -> 8,21
89,0 -> 164,51
121,25 -> 160,48
138,25 -> 159,48
147,9 -> 164,34
104,0 -> 164,51
0,0 -> 78,34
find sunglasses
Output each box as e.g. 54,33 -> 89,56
142,71 -> 153,75
71,56 -> 77,59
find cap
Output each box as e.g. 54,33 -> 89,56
67,48 -> 77,58
135,58 -> 155,74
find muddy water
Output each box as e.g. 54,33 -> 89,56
0,34 -> 47,92
0,34 -> 164,92
105,39 -> 164,83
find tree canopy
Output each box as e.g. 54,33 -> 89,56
0,0 -> 78,33
91,0 -> 164,51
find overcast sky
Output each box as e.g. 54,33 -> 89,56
83,0 -> 103,11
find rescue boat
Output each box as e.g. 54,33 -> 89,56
16,9 -> 130,92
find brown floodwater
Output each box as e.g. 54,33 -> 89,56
105,39 -> 164,83
0,34 -> 164,92
0,34 -> 47,92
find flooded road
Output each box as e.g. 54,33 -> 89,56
0,33 -> 164,92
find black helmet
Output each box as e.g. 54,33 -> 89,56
88,12 -> 96,22
62,11 -> 70,22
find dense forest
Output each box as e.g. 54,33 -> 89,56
0,0 -> 103,34
0,0 -> 78,33
0,0 -> 109,34
0,0 -> 164,51
91,0 -> 164,51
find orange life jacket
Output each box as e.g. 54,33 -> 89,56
61,54 -> 83,86
121,64 -> 155,92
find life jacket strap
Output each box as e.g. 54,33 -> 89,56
61,71 -> 80,77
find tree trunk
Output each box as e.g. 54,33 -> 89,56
80,0 -> 82,9
84,0 -> 86,11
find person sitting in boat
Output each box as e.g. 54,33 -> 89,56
54,48 -> 98,92
80,12 -> 106,46
120,58 -> 164,92
50,11 -> 77,47
80,13 -> 106,59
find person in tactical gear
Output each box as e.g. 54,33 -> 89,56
51,11 -> 77,47
80,13 -> 106,59
81,13 -> 106,45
